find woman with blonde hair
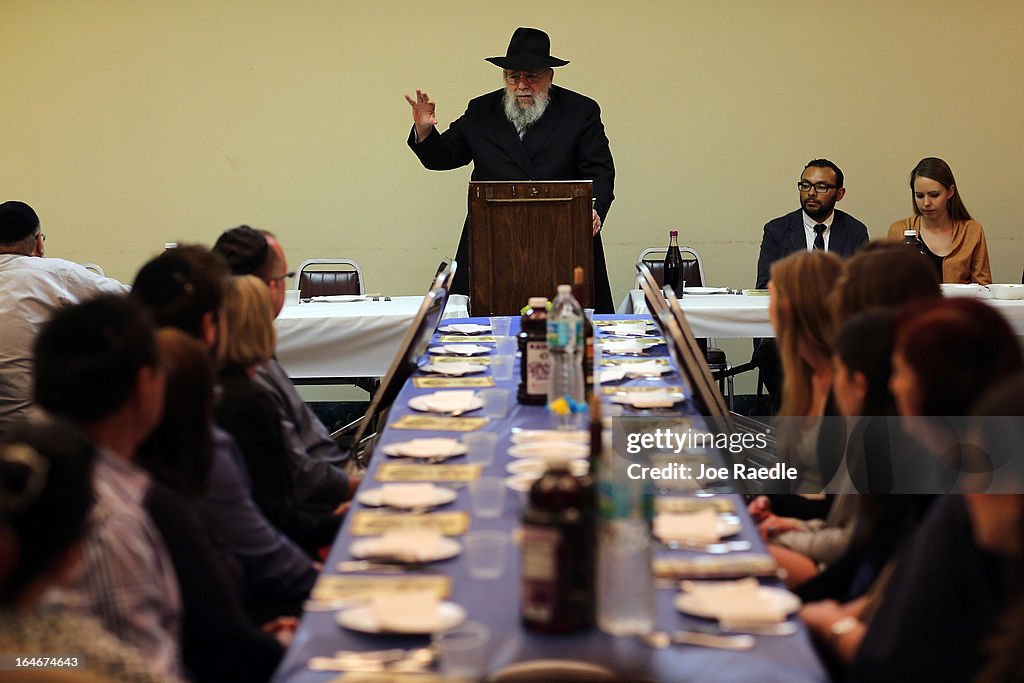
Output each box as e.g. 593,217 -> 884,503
769,250 -> 844,419
886,157 -> 991,284
214,275 -> 340,556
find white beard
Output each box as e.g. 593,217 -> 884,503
503,88 -> 550,135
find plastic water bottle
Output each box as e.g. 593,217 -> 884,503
546,284 -> 585,424
596,446 -> 656,635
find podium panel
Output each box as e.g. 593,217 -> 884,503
468,181 -> 593,315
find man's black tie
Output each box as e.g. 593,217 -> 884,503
813,224 -> 826,251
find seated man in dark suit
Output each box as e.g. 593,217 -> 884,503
753,159 -> 870,411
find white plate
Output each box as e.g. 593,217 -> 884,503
336,601 -> 466,634
602,323 -> 654,337
407,392 -> 484,414
418,362 -> 486,376
674,585 -> 801,621
379,438 -> 467,459
438,323 -> 491,335
609,391 -> 684,408
683,287 -> 730,295
428,344 -> 491,356
505,473 -> 537,493
510,429 -> 589,444
507,458 -> 590,476
508,442 -> 590,460
491,660 -> 615,683
349,536 -> 462,563
356,485 -> 458,509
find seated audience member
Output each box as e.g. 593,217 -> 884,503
213,226 -> 358,501
137,329 -> 287,682
752,159 -> 870,412
215,275 -> 341,555
800,301 -> 1023,681
887,156 -> 992,284
0,200 -> 127,436
131,247 -> 317,612
32,295 -> 185,680
829,241 -> 941,325
0,418 -> 170,683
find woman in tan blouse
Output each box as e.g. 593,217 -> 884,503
887,157 -> 992,284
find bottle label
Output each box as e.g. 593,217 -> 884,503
525,341 -> 550,395
521,525 -> 560,623
547,319 -> 580,350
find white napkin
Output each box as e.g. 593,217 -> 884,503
654,509 -> 721,543
606,322 -> 649,337
422,362 -> 480,376
682,578 -> 790,623
625,361 -> 667,377
444,323 -> 489,334
442,344 -> 490,355
623,390 -> 677,408
424,390 -> 477,412
395,438 -> 462,457
603,340 -> 644,355
511,429 -> 589,444
372,590 -> 442,632
360,529 -> 444,562
380,483 -> 441,508
599,368 -> 627,383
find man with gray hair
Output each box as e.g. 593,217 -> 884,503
0,201 -> 127,435
405,27 -> 616,312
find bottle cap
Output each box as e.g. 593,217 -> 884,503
528,297 -> 548,308
557,284 -> 571,295
670,230 -> 678,237
903,229 -> 916,237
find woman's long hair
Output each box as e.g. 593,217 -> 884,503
770,250 -> 843,417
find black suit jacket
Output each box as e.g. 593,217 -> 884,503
755,208 -> 869,288
408,86 -> 616,310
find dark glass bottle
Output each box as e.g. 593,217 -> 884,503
518,297 -> 550,405
664,230 -> 684,294
903,228 -> 927,256
521,458 -> 596,633
572,267 -> 594,400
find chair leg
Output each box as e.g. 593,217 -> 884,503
727,375 -> 735,411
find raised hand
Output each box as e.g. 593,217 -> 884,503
404,89 -> 437,141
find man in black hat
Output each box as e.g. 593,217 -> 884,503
405,27 -> 616,312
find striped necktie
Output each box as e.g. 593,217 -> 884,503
813,224 -> 826,251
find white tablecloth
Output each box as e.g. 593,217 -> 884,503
620,289 -> 1024,338
274,295 -> 470,379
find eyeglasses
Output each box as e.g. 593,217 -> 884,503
504,70 -> 549,85
269,271 -> 295,283
797,181 -> 838,194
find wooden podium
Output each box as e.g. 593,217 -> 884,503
467,180 -> 594,316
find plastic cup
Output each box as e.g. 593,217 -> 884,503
433,621 -> 491,679
468,476 -> 506,518
490,317 -> 512,337
284,289 -> 301,306
479,388 -> 510,419
585,308 -> 595,323
490,355 -> 515,381
465,530 -> 509,580
463,432 -> 498,466
495,335 -> 518,356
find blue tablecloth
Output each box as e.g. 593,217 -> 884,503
272,315 -> 826,683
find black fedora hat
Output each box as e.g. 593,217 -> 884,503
485,27 -> 569,70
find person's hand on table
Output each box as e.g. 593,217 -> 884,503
262,616 -> 299,647
800,599 -> 866,664
405,89 -> 437,143
748,495 -> 772,522
758,514 -> 801,539
592,210 -> 602,236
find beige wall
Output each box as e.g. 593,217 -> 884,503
3,0 -> 1023,298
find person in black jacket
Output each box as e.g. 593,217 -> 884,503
405,27 -> 616,311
